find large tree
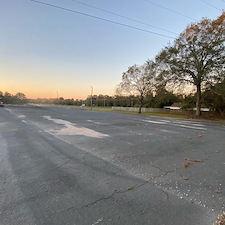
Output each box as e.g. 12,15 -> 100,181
156,12 -> 225,116
117,61 -> 156,113
203,78 -> 225,116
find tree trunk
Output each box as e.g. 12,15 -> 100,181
139,94 -> 143,114
219,109 -> 224,117
138,105 -> 142,114
196,83 -> 201,116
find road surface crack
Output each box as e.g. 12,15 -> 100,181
81,173 -> 173,210
81,176 -> 172,210
149,163 -> 177,180
81,189 -> 125,209
49,159 -> 72,172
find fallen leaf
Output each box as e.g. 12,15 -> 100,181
190,159 -> 202,162
214,190 -> 222,194
185,158 -> 202,162
127,186 -> 133,190
182,177 -> 189,180
214,212 -> 225,225
181,161 -> 190,168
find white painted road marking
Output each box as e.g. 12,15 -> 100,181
178,124 -> 207,130
43,116 -> 109,138
142,119 -> 167,124
141,118 -> 207,130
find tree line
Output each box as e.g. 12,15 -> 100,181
0,91 -> 83,106
0,91 -> 28,105
117,12 -> 225,116
1,84 -> 225,117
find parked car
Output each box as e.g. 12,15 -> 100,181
0,102 -> 4,107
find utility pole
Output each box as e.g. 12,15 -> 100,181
56,91 -> 58,104
90,86 -> 93,110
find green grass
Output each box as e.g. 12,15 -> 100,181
81,107 -> 189,118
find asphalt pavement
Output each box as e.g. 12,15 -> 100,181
0,105 -> 224,225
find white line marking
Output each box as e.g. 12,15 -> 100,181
43,116 -> 109,138
178,124 -> 207,130
159,120 -> 171,123
87,120 -> 105,125
188,123 -> 205,127
142,119 -> 167,124
174,121 -> 205,127
18,114 -> 26,118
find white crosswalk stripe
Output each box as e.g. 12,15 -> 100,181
140,119 -> 207,130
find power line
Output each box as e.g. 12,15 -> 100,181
29,0 -> 176,39
70,0 -> 177,35
143,0 -> 197,21
201,0 -> 222,11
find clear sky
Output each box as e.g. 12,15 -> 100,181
1,0 -> 224,99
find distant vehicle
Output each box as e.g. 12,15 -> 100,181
0,102 -> 4,107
